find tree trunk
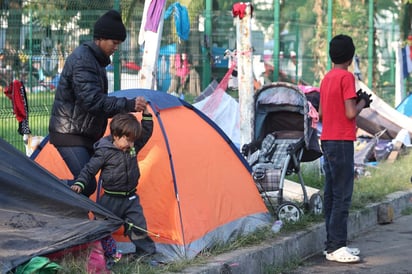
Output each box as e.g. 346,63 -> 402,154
235,3 -> 254,146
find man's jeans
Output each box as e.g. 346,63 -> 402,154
56,146 -> 96,197
321,140 -> 354,252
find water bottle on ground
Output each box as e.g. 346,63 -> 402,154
271,220 -> 283,233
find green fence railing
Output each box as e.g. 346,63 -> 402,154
1,0 -> 410,152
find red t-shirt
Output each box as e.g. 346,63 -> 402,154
320,68 -> 357,141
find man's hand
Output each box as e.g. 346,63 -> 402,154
134,96 -> 147,112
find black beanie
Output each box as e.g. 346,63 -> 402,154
329,34 -> 355,64
93,10 -> 126,42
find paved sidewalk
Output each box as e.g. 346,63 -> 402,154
181,190 -> 412,274
291,213 -> 412,274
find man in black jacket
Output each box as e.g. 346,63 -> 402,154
49,10 -> 146,197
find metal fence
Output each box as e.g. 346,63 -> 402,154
1,1 -> 410,152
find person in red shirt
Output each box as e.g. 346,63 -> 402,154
319,34 -> 372,263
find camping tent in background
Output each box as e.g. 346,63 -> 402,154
0,138 -> 123,273
31,89 -> 272,262
194,91 -> 240,147
355,81 -> 412,140
193,68 -> 240,147
396,93 -> 412,117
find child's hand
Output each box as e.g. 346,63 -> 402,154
356,89 -> 373,108
71,185 -> 82,194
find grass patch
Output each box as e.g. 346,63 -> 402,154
401,206 -> 412,215
0,90 -> 54,152
351,152 -> 412,210
262,257 -> 303,274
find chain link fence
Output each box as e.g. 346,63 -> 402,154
0,1 -> 410,152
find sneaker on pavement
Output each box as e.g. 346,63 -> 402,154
325,246 -> 360,263
323,246 -> 360,256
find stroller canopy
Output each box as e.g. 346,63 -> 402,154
254,82 -> 322,162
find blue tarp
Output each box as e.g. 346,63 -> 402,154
396,93 -> 412,117
1,138 -> 123,273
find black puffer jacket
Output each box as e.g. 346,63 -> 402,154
49,41 -> 136,149
76,114 -> 153,193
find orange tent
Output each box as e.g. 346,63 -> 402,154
31,89 -> 271,261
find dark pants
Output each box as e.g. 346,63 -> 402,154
321,140 -> 354,252
56,146 -> 96,197
100,193 -> 156,256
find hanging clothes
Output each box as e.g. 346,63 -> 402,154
145,0 -> 167,32
164,3 -> 190,41
4,80 -> 30,135
232,2 -> 254,19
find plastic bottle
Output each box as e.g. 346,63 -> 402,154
271,220 -> 283,233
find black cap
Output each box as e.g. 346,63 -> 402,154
93,10 -> 126,42
329,34 -> 355,64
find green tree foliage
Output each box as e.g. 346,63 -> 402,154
122,0 -> 145,26
401,1 -> 412,39
24,0 -> 113,28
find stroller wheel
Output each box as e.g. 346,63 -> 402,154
309,193 -> 323,215
277,202 -> 302,222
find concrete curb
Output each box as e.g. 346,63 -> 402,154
181,189 -> 412,274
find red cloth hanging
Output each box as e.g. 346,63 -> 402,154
4,80 -> 28,123
4,80 -> 31,135
232,2 -> 253,19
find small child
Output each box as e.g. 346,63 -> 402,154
319,34 -> 372,263
71,110 -> 156,262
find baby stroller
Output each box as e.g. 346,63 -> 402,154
242,82 -> 323,222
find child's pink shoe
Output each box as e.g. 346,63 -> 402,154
87,241 -> 110,274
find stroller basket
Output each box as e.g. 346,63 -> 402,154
248,130 -> 304,193
253,166 -> 281,192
